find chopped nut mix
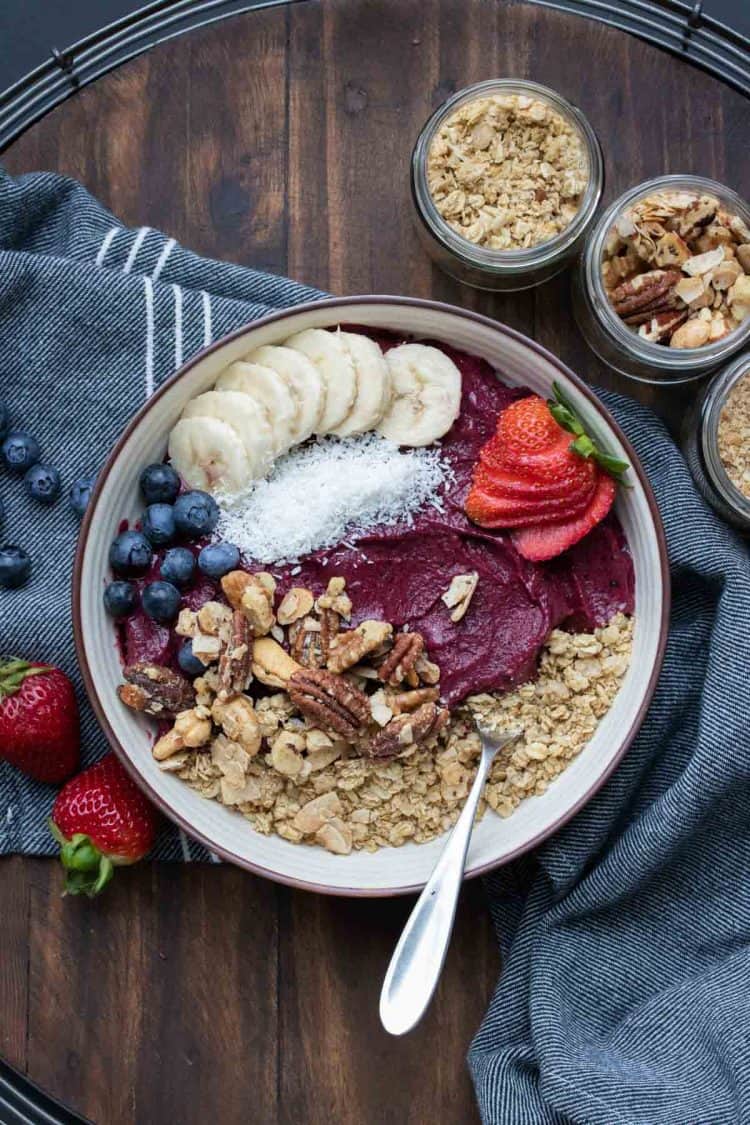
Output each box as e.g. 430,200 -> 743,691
427,93 -> 589,251
121,571 -> 633,857
602,190 -> 750,348
165,610 -> 633,855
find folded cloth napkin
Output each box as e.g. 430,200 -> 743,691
0,166 -> 323,859
469,409 -> 750,1122
2,169 -> 749,1125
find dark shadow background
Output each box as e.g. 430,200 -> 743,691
1,0 -> 749,92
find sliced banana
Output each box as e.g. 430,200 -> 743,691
168,416 -> 252,494
377,343 -> 462,447
284,328 -> 357,434
332,332 -> 392,436
215,361 -> 297,456
246,344 -> 324,442
182,390 -> 274,479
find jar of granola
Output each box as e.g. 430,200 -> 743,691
573,175 -> 750,384
681,352 -> 750,531
411,79 -> 604,291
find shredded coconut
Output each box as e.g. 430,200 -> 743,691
216,434 -> 451,565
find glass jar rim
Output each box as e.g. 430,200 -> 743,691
701,352 -> 750,519
411,78 -> 604,275
584,174 -> 750,372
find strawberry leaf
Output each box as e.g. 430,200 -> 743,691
548,382 -> 630,484
0,657 -> 46,700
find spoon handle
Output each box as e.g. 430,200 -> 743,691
379,746 -> 493,1036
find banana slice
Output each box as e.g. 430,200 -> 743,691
215,361 -> 297,456
246,345 -> 324,443
331,332 -> 392,436
168,416 -> 252,494
284,328 -> 357,434
182,390 -> 274,479
377,343 -> 462,447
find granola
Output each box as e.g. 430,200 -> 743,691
602,190 -> 750,348
427,93 -> 589,251
137,577 -> 632,854
717,365 -> 750,498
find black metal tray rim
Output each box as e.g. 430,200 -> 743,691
0,0 -> 748,153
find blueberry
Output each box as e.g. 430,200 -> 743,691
2,431 -> 41,474
0,545 -> 31,589
160,546 -> 196,588
177,639 -> 207,678
142,503 -> 176,547
198,541 -> 240,579
142,580 -> 181,623
140,463 -> 181,505
0,404 -> 8,438
109,530 -> 153,577
69,475 -> 97,518
24,463 -> 61,505
173,490 -> 219,540
103,580 -> 137,619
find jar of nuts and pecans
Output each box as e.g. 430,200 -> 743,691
411,79 -> 603,291
573,175 -> 750,384
681,353 -> 750,531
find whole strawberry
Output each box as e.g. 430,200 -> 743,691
0,658 -> 80,783
50,753 -> 159,897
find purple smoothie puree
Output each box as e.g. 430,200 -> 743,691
122,335 -> 634,706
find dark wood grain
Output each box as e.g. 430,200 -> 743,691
1,2 -> 748,1122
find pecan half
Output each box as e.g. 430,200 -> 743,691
637,309 -> 688,343
366,702 -> 450,760
290,616 -> 324,668
610,269 -> 681,317
290,609 -> 340,669
288,669 -> 370,741
389,687 -> 440,714
378,632 -> 424,687
217,611 -> 253,700
118,663 -> 195,717
327,620 -> 393,675
621,293 -> 680,325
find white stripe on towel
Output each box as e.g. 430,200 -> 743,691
144,276 -> 155,399
200,290 -> 212,347
172,283 -> 183,370
95,226 -> 119,268
152,237 -> 176,283
123,225 -> 152,274
179,829 -> 192,862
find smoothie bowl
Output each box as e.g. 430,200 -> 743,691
74,297 -> 668,895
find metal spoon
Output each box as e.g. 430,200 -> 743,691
379,724 -> 522,1036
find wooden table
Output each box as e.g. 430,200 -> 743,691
1,3 -> 747,1121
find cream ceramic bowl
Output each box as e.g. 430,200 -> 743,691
74,297 -> 669,896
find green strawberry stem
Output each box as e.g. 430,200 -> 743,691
0,658 -> 45,701
547,382 -> 630,483
48,820 -> 115,898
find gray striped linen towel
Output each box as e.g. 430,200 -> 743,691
0,165 -> 324,861
2,168 -> 750,1124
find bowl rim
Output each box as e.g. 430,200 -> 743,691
72,294 -> 671,897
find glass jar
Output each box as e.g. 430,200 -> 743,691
681,352 -> 750,531
411,79 -> 604,292
573,175 -> 750,385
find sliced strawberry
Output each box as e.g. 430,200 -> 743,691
473,461 -> 597,507
496,395 -> 561,454
465,482 -> 594,528
511,474 -> 617,562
